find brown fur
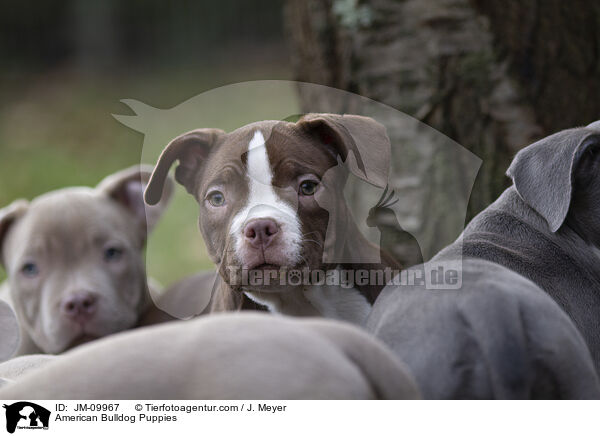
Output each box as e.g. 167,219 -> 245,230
146,115 -> 399,319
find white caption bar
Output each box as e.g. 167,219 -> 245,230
0,400 -> 596,436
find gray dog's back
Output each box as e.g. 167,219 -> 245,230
366,258 -> 600,399
437,187 -> 600,369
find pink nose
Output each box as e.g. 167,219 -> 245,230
243,219 -> 279,249
61,292 -> 98,324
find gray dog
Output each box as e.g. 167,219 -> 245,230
0,166 -> 174,355
366,122 -> 600,398
0,300 -> 19,363
0,314 -> 419,400
435,120 -> 600,371
366,258 -> 600,399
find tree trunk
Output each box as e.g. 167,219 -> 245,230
284,0 -> 600,264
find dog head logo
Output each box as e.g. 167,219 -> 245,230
3,402 -> 50,433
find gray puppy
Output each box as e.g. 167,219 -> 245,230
151,270 -> 216,319
0,313 -> 419,400
435,121 -> 600,370
0,300 -> 20,387
0,354 -> 55,386
0,166 -> 173,355
366,258 -> 600,399
0,300 -> 19,361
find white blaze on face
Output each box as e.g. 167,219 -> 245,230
230,130 -> 302,264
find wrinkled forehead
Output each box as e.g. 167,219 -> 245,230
6,192 -> 134,258
202,121 -> 337,187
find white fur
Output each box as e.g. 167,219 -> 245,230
232,130 -> 371,325
230,130 -> 302,265
245,283 -> 371,326
303,284 -> 371,325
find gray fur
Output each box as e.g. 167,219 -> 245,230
0,166 -> 175,354
0,300 -> 19,362
0,314 -> 419,400
366,122 -> 600,398
366,258 -> 600,399
434,122 -> 600,370
0,354 -> 54,383
506,126 -> 600,232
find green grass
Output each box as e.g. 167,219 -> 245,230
0,61 -> 294,285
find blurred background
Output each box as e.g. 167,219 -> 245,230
0,0 -> 290,283
1,0 -> 599,285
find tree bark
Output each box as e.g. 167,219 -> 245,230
284,0 -> 600,263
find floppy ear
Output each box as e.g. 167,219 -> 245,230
507,128 -> 600,232
0,200 -> 29,268
0,300 -> 20,362
145,128 -> 224,205
97,165 -> 173,235
297,114 -> 391,188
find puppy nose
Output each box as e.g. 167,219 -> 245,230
61,292 -> 98,324
243,219 -> 279,249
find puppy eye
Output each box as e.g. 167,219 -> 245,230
207,191 -> 226,207
20,262 -> 39,278
299,180 -> 319,196
104,246 -> 124,262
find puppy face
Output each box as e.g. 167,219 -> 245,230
0,167 -> 172,353
199,123 -> 344,291
145,114 -> 391,295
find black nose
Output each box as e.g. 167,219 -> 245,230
243,219 -> 280,249
60,291 -> 98,324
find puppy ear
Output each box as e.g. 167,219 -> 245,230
97,165 -> 173,234
507,128 -> 600,232
297,114 -> 391,188
145,129 -> 224,205
0,300 -> 20,362
0,200 -> 29,268
587,120 -> 600,130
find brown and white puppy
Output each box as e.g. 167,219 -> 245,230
0,313 -> 420,400
145,114 -> 397,324
0,166 -> 174,355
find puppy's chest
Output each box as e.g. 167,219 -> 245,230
244,284 -> 371,325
